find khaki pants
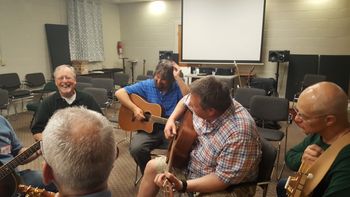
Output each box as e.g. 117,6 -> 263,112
155,156 -> 256,197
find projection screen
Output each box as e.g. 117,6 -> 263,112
181,0 -> 266,63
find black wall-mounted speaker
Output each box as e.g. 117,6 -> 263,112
268,50 -> 290,62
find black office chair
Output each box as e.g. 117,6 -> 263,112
83,87 -> 111,115
76,82 -> 93,91
234,87 -> 266,111
24,72 -> 46,94
250,95 -> 290,180
113,73 -> 130,88
294,74 -> 327,102
257,138 -> 278,197
77,75 -> 92,83
0,89 -> 9,117
91,78 -> 115,100
136,75 -> 151,82
0,73 -> 33,114
26,81 -> 57,128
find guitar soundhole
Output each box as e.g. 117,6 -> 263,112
144,112 -> 151,121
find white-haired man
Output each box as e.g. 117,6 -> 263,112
31,65 -> 102,141
41,107 -> 117,197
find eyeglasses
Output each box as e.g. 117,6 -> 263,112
293,106 -> 328,122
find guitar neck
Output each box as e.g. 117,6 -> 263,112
0,141 -> 41,180
150,115 -> 168,125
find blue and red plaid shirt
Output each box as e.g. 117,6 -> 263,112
184,95 -> 261,185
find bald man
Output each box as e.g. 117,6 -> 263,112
277,82 -> 350,197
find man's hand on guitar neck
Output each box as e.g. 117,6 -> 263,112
164,118 -> 177,139
154,172 -> 183,192
302,144 -> 324,166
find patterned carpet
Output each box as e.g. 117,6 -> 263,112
6,104 -> 303,197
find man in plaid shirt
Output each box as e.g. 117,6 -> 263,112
138,76 -> 262,197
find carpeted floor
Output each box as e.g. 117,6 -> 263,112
5,103 -> 305,197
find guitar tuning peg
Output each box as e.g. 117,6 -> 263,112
307,173 -> 314,179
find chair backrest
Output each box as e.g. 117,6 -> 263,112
0,89 -> 9,107
234,87 -> 266,109
114,73 -> 130,87
0,73 -> 22,91
25,72 -> 46,88
250,77 -> 276,96
42,81 -> 58,92
302,74 -> 327,89
146,70 -> 154,76
91,78 -> 114,92
77,76 -> 92,83
136,75 -> 151,81
257,138 -> 278,183
76,82 -> 93,91
83,87 -> 108,108
250,95 -> 289,122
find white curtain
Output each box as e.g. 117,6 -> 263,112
68,0 -> 104,61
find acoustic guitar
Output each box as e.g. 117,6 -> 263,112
18,184 -> 56,197
0,140 -> 41,197
285,161 -> 313,197
162,110 -> 198,197
118,94 -> 168,133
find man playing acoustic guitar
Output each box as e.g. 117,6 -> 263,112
0,115 -> 56,196
138,76 -> 261,197
115,59 -> 189,175
277,82 -> 350,197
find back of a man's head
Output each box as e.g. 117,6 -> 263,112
42,106 -> 116,192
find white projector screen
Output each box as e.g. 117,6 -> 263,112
181,0 -> 266,63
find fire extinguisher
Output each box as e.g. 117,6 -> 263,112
117,41 -> 123,57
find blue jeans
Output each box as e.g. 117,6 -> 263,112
276,178 -> 287,197
19,169 -> 57,192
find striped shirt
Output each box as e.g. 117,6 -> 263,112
185,96 -> 261,184
124,79 -> 183,117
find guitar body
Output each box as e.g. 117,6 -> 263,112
0,161 -> 20,197
119,94 -> 162,133
168,110 -> 197,169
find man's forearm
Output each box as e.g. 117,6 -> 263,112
186,173 -> 228,193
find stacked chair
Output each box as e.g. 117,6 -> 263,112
0,73 -> 33,115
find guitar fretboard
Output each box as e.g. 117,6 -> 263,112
150,116 -> 168,125
0,141 -> 41,180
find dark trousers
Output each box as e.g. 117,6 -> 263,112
129,124 -> 168,174
276,178 -> 287,197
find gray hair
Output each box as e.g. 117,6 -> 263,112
154,59 -> 175,82
42,106 -> 116,191
53,64 -> 76,79
190,76 -> 232,112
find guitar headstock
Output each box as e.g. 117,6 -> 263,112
162,179 -> 175,197
285,172 -> 311,197
18,184 -> 56,197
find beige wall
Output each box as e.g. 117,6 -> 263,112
0,0 -> 122,80
119,1 -> 181,77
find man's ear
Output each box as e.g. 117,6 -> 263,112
42,162 -> 55,185
325,114 -> 336,127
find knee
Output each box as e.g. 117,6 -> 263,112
144,159 -> 158,175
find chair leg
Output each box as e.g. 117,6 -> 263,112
275,142 -> 281,180
134,163 -> 142,186
278,162 -> 286,180
261,184 -> 268,197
